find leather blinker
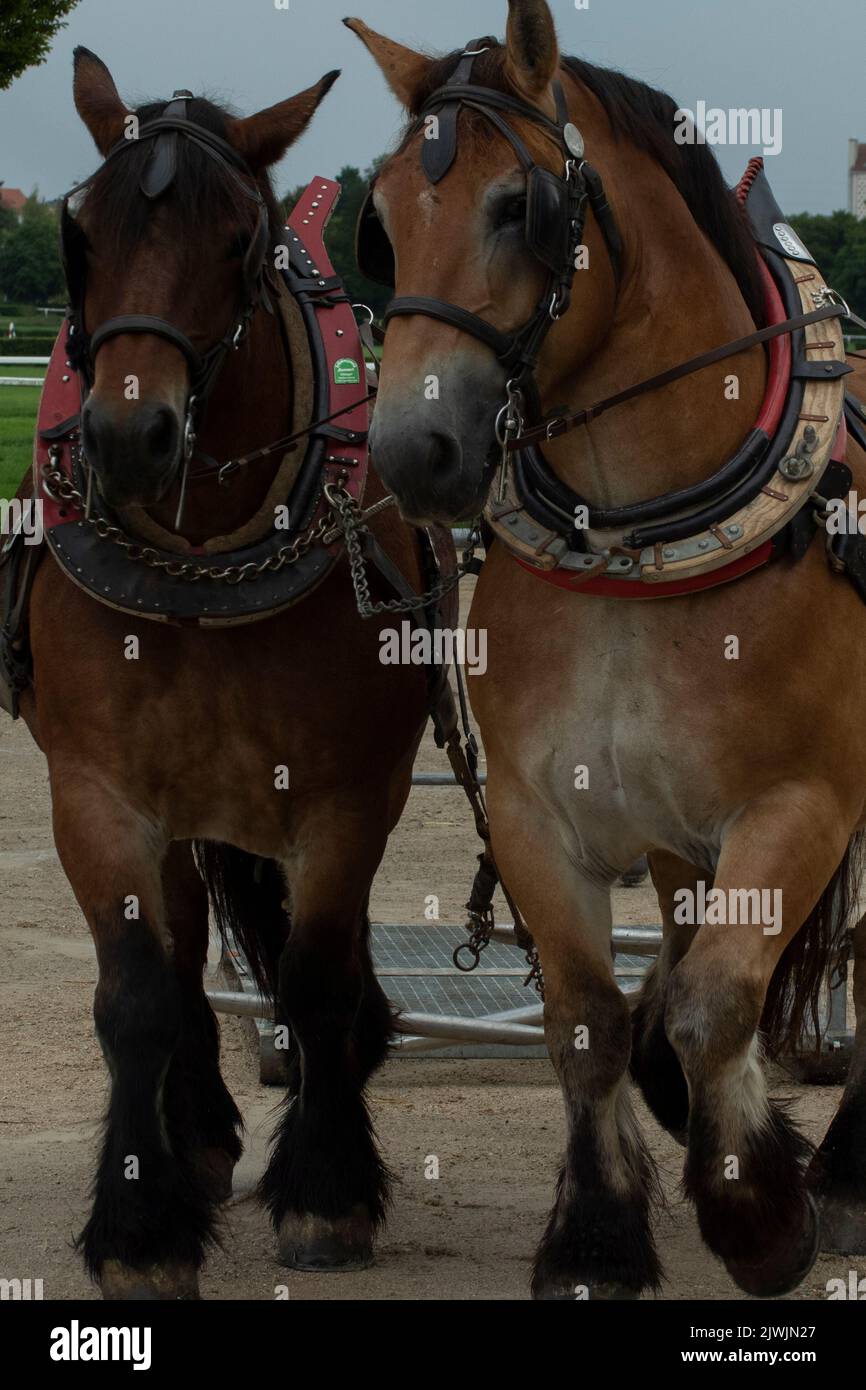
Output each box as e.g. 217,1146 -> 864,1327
140,91 -> 192,199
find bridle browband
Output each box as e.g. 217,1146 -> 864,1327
61,92 -> 274,484
374,45 -> 623,426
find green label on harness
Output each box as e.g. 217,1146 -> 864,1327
334,357 -> 360,385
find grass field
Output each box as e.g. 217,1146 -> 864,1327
0,369 -> 42,500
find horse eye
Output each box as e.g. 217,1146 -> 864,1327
494,195 -> 527,230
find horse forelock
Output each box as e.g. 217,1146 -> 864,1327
78,95 -> 279,267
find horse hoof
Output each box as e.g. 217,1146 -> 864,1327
277,1208 -> 374,1271
195,1146 -> 235,1204
818,1195 -> 866,1254
725,1193 -> 819,1297
100,1260 -> 201,1300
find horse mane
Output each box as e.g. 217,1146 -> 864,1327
78,96 -> 282,264
409,44 -> 766,327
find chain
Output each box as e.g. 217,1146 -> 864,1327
325,481 -> 479,618
453,904 -> 495,973
41,455 -> 332,585
522,942 -> 545,995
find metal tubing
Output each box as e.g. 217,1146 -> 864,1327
411,771 -> 488,786
395,1002 -> 545,1054
487,923 -> 663,954
396,1011 -> 544,1045
206,988 -> 545,1045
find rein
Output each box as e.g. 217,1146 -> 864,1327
510,294 -> 861,451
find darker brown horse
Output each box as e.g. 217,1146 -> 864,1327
1,48 -> 447,1298
349,0 -> 866,1299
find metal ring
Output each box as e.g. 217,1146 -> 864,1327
453,943 -> 480,972
820,287 -> 851,317
183,399 -> 197,462
494,402 -> 520,447
352,303 -> 375,325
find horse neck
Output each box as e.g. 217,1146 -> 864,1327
539,145 -> 767,518
146,284 -> 293,545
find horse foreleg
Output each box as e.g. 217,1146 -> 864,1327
260,804 -> 393,1271
161,840 -> 242,1204
52,780 -> 216,1299
489,795 -> 661,1300
630,850 -> 702,1140
810,908 -> 866,1252
665,787 -> 852,1296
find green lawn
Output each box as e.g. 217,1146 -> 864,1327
0,382 -> 40,500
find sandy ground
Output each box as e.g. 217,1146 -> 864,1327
0,598 -> 858,1303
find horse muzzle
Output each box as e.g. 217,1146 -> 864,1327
81,396 -> 183,507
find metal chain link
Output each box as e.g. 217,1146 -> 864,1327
325,481 -> 479,618
41,455 -> 332,585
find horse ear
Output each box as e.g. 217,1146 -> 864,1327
226,71 -> 340,172
503,0 -> 560,100
343,18 -> 434,109
73,47 -> 131,156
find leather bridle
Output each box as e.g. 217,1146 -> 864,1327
362,44 -> 623,431
61,92 -> 273,474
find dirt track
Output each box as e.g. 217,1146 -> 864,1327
0,624 -> 858,1300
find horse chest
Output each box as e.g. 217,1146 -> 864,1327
475,587 -> 731,863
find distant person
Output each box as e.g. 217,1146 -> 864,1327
7,321 -> 15,339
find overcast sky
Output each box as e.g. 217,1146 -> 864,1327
0,0 -> 862,214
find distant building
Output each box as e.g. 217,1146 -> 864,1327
0,186 -> 26,219
850,141 -> 866,220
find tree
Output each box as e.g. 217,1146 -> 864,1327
0,0 -> 80,91
0,201 -> 17,240
0,194 -> 64,303
787,210 -> 866,324
831,221 -> 866,326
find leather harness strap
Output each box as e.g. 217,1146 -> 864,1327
512,300 -> 851,451
376,45 -> 622,417
62,93 -> 273,460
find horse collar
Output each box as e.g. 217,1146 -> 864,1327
34,178 -> 371,627
488,165 -> 853,599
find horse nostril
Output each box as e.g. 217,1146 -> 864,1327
145,406 -> 178,463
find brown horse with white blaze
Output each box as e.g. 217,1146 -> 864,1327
0,49 -> 449,1298
348,0 -> 866,1298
